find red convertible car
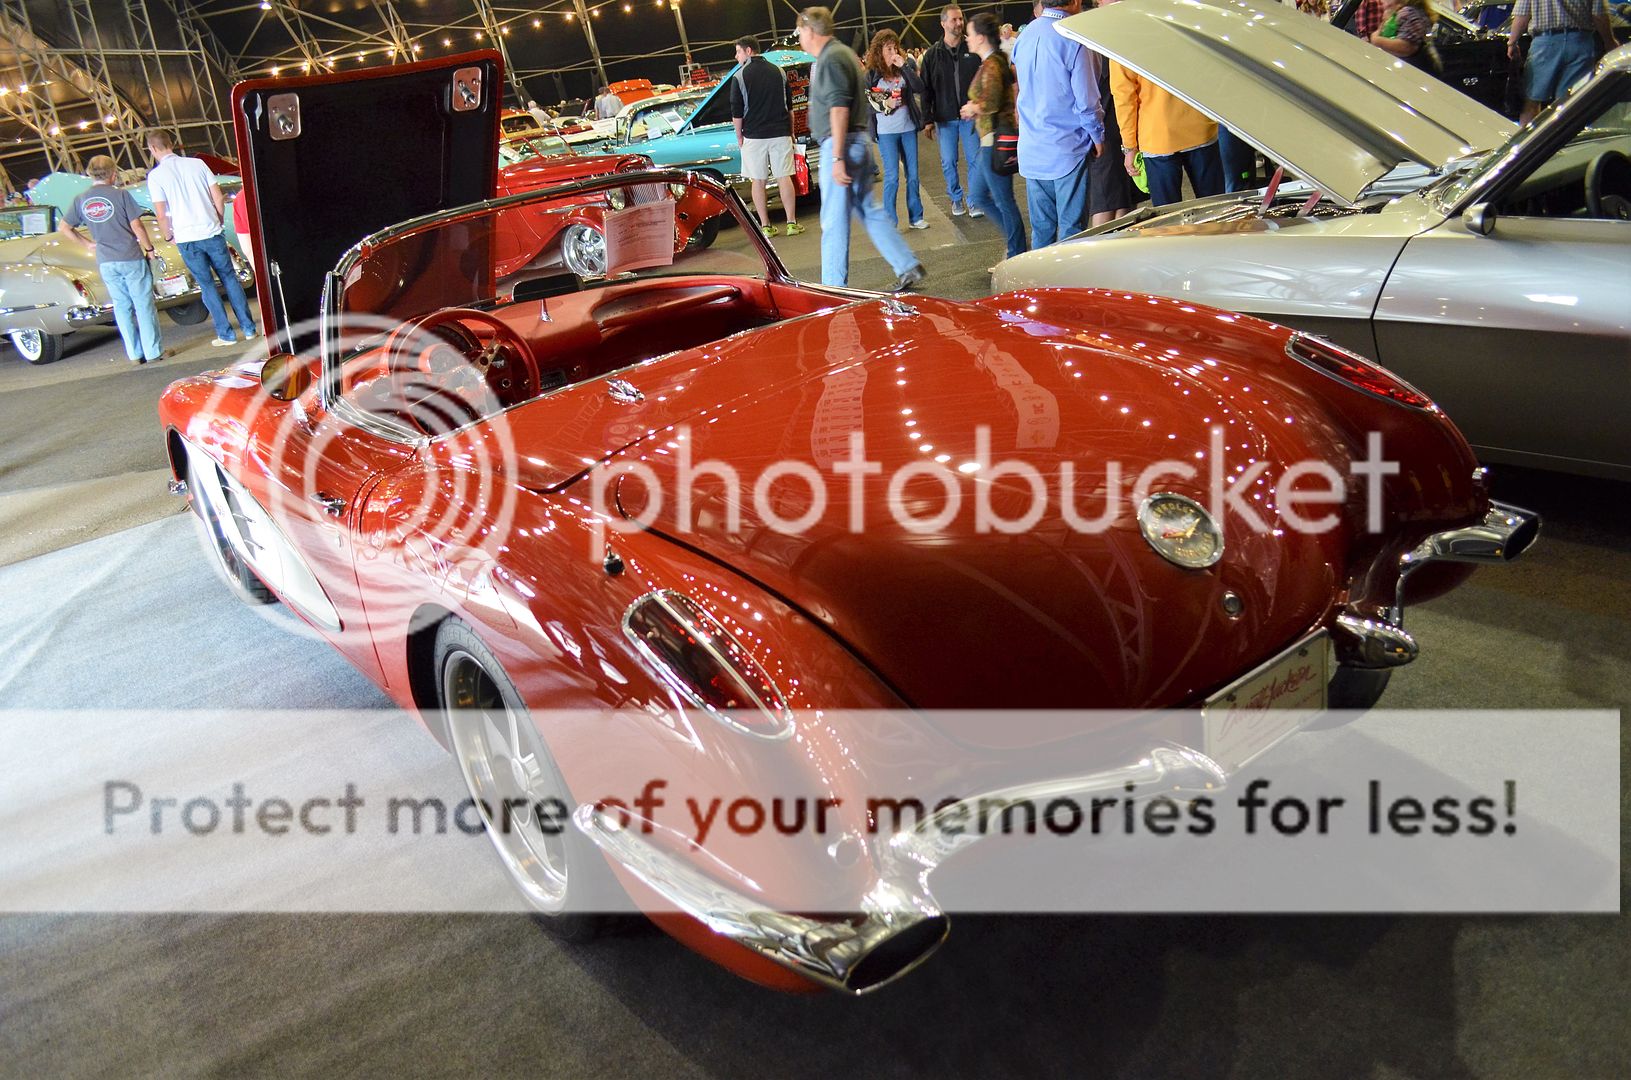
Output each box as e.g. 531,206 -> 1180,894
496,136 -> 725,278
161,55 -> 1536,994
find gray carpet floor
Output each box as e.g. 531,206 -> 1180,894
0,178 -> 1626,1078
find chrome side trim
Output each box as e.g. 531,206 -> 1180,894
0,302 -> 59,318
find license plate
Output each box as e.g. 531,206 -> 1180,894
1202,631 -> 1329,772
157,275 -> 189,298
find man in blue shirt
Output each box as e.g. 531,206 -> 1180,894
1012,0 -> 1105,248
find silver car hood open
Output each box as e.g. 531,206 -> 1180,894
1056,0 -> 1515,204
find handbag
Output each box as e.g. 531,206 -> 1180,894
990,59 -> 1020,176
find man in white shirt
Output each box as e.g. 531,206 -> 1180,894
594,87 -> 624,120
145,129 -> 257,346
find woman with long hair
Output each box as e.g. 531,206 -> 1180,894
863,29 -> 930,230
958,12 -> 1028,259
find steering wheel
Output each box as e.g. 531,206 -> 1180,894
1584,149 -> 1631,221
383,306 -> 541,404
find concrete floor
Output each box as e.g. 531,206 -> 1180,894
1,175 -> 1626,1079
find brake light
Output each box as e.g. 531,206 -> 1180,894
71,278 -> 90,299
623,591 -> 793,739
1286,334 -> 1434,410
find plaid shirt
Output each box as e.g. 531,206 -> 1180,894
1512,0 -> 1609,33
1350,0 -> 1386,39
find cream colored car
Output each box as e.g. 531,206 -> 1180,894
0,205 -> 250,364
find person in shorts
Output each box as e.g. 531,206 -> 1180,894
730,35 -> 804,238
57,155 -> 163,365
1508,0 -> 1616,125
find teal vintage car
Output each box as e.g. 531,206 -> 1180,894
598,49 -> 816,192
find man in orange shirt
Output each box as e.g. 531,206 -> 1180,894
1110,62 -> 1223,207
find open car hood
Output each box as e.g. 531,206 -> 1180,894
231,51 -> 502,348
1057,0 -> 1514,204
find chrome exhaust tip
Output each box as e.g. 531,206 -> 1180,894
167,478 -> 189,497
1332,613 -> 1418,669
1401,501 -> 1540,571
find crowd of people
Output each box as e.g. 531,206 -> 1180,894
797,0 -> 1235,291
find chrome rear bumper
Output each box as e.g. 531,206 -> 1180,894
574,744 -> 1226,995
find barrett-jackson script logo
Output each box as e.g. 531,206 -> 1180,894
82,196 -> 116,224
1217,661 -> 1319,740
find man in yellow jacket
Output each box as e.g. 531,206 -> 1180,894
1110,62 -> 1224,207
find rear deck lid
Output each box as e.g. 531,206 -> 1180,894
1057,0 -> 1514,203
230,52 -> 502,349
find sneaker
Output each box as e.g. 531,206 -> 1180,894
783,221 -> 806,236
951,203 -> 967,216
210,337 -> 237,347
761,223 -> 779,238
145,354 -> 163,363
887,263 -> 927,293
908,219 -> 930,230
128,357 -> 145,366
968,208 -> 986,219
241,327 -> 258,339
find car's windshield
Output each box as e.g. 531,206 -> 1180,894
327,174 -> 778,438
1434,74 -> 1630,210
0,206 -> 55,239
499,134 -> 570,167
622,94 -> 705,142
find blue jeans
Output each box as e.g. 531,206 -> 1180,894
1024,154 -> 1091,249
100,258 -> 162,361
877,130 -> 925,227
176,232 -> 256,340
1143,142 -> 1225,207
969,145 -> 1028,259
1217,127 -> 1256,193
1525,31 -> 1595,103
935,118 -> 986,210
818,134 -> 919,288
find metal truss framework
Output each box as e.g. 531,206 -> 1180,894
0,0 -> 1002,182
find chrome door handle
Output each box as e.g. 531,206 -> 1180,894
310,492 -> 346,517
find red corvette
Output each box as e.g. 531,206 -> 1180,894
496,136 -> 725,278
163,55 -> 1537,994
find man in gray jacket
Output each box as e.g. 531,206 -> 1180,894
800,7 -> 925,291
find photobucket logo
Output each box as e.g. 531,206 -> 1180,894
180,313 -> 522,645
590,426 -> 1399,553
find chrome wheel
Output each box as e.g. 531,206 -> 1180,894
559,223 -> 606,277
9,328 -> 60,365
442,645 -> 571,912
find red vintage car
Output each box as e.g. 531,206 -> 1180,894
496,136 -> 725,278
162,54 -> 1537,995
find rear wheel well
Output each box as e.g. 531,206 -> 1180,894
406,603 -> 457,749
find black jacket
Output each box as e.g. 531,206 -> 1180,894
919,39 -> 982,124
729,55 -> 793,140
862,60 -> 926,134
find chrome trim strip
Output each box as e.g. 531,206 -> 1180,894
0,302 -> 60,317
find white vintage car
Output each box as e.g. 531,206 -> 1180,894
994,0 -> 1631,481
0,204 -> 252,365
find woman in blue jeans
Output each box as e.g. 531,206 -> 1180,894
960,14 -> 1027,259
864,30 -> 929,231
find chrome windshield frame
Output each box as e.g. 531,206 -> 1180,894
316,168 -> 789,417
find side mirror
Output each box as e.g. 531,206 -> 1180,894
1463,202 -> 1496,236
261,352 -> 312,402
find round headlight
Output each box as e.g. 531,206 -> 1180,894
607,188 -> 627,211
668,182 -> 688,199
1138,493 -> 1223,569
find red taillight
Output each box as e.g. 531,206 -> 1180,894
71,278 -> 90,299
624,592 -> 792,738
1286,334 -> 1434,410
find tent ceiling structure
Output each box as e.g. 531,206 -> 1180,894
3,0 -> 1023,188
